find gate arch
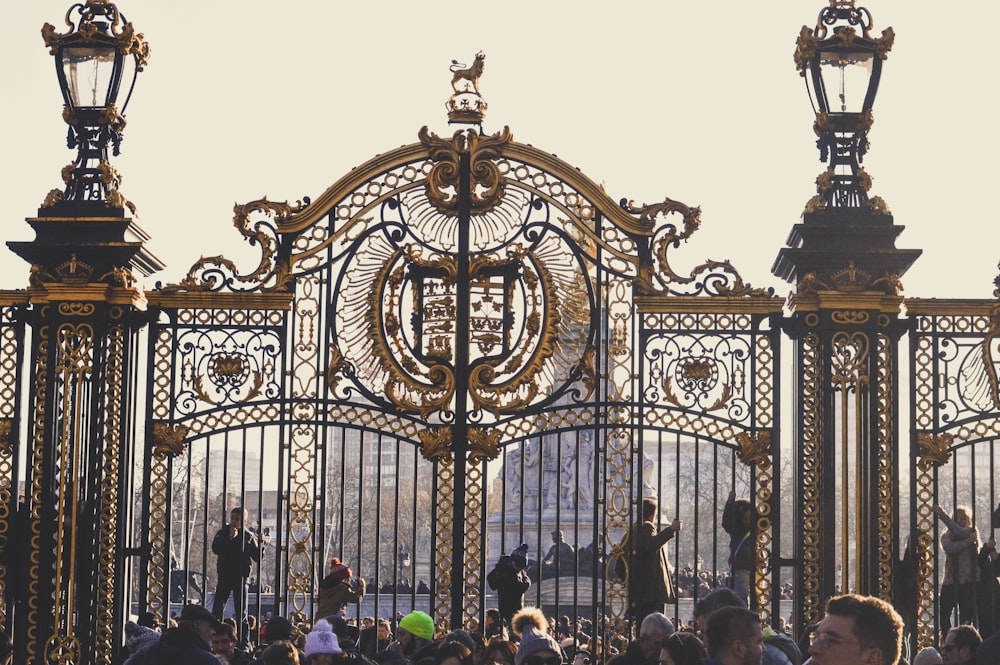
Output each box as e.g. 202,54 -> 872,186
138,116 -> 783,638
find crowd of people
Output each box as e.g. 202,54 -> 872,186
119,498 -> 1000,665
116,589 -> 944,665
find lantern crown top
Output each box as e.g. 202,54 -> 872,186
41,1 -> 149,71
794,2 -> 894,78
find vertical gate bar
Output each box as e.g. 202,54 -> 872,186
768,314 -> 782,630
448,150 -> 472,630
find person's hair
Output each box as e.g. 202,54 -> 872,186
641,499 -> 657,521
825,594 -> 904,665
214,623 -> 238,641
638,613 -> 674,639
436,641 -> 473,665
263,640 -> 300,665
378,620 -> 392,632
661,632 -> 708,665
479,639 -> 517,665
704,607 -> 760,659
947,625 -> 983,653
693,588 -> 745,619
231,506 -> 248,520
733,499 -> 752,517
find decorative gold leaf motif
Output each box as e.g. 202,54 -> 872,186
151,422 -> 188,458
736,431 -> 772,467
418,427 -> 453,463
916,432 -> 952,470
325,345 -> 351,393
467,427 -> 501,463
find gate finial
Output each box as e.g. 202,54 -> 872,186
447,51 -> 487,126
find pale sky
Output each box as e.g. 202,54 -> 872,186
3,1 -> 997,300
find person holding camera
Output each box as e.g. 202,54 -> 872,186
315,557 -> 366,624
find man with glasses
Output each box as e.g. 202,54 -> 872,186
704,606 -> 765,665
941,626 -> 981,665
807,594 -> 904,665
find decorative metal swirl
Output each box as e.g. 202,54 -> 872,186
161,197 -> 307,293
418,126 -> 511,217
626,199 -> 772,298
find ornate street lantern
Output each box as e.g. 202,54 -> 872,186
794,0 -> 893,209
40,1 -> 149,213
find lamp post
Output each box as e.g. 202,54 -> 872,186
774,0 -> 920,632
5,3 -> 162,663
40,0 -> 148,214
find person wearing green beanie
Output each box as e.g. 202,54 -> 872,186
397,611 -> 437,665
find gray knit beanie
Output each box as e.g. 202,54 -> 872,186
512,608 -> 562,665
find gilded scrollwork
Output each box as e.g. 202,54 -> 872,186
418,126 -> 512,216
161,198 -> 306,293
626,199 -> 772,298
831,310 -> 870,325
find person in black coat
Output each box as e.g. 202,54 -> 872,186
487,544 -> 531,631
125,604 -> 222,665
211,507 -> 260,646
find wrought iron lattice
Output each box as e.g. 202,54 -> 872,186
908,298 -> 1000,649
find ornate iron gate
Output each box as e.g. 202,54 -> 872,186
135,112 -> 783,638
908,286 -> 1000,648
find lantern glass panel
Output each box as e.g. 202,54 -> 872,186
61,45 -> 118,109
818,49 -> 874,114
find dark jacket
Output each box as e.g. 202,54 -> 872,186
125,625 -> 222,665
212,525 -> 260,581
409,639 -> 438,665
722,498 -> 754,572
486,555 -> 531,619
625,519 -> 677,609
607,639 -> 653,665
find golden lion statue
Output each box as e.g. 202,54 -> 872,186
450,51 -> 486,95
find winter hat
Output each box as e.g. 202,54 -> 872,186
445,628 -> 476,651
512,608 -> 562,665
305,620 -> 343,657
398,610 -> 435,641
329,557 -> 352,583
511,543 -> 529,569
124,621 -> 160,653
264,615 -> 295,642
912,647 -> 943,665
